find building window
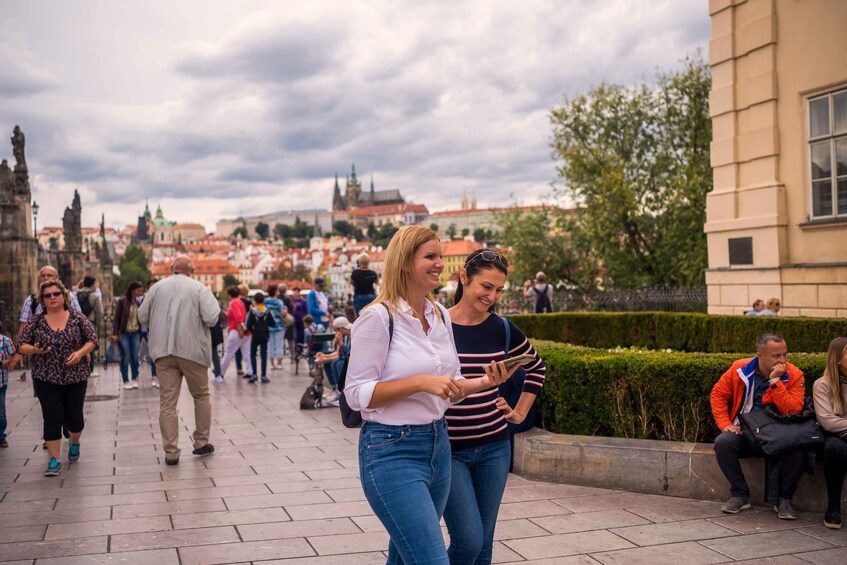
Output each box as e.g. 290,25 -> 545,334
809,88 -> 847,218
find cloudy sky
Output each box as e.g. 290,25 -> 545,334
1,0 -> 709,233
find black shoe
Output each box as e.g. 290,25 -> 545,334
775,498 -> 798,520
825,508 -> 842,529
165,457 -> 179,466
721,496 -> 751,514
0,439 -> 8,448
192,443 -> 215,456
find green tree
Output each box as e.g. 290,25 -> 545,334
232,226 -> 248,239
222,274 -> 240,288
446,224 -> 457,240
496,207 -> 594,290
333,220 -> 363,239
550,53 -> 711,288
473,228 -> 486,243
429,223 -> 439,232
461,228 -> 470,238
255,222 -> 269,240
273,223 -> 291,239
373,222 -> 400,247
114,244 -> 152,296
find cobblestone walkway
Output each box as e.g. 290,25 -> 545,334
1,362 -> 846,564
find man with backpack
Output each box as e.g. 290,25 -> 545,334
523,271 -> 554,313
77,276 -> 104,376
245,292 -> 272,383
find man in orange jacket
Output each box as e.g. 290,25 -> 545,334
710,333 -> 806,520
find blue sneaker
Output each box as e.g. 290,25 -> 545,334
68,442 -> 80,462
44,457 -> 62,477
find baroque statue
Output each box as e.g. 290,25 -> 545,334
11,125 -> 26,171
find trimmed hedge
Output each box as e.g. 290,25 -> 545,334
511,312 -> 847,353
532,340 -> 827,443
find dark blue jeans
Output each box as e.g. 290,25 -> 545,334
443,439 -> 511,565
324,357 -> 345,388
359,419 -> 451,564
119,331 -> 141,383
251,337 -> 268,378
0,385 -> 7,441
353,293 -> 375,315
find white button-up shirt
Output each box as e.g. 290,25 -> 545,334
345,299 -> 464,425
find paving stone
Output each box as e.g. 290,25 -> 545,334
265,477 -> 360,494
700,530 -> 834,560
172,507 -> 292,529
798,524 -> 847,546
252,553 -> 388,565
793,546 -> 847,564
8,506 -> 112,527
0,524 -> 45,543
501,484 -> 614,503
178,538 -> 315,564
325,486 -> 367,503
497,500 -> 575,521
504,530 -> 634,559
237,517 -> 360,541
222,489 -> 333,510
709,508 -> 825,534
552,492 -> 688,513
307,531 -> 390,555
53,490 -> 166,510
591,540 -> 729,564
531,509 -> 650,534
492,540 -> 525,563
493,519 -> 552,541
285,500 -> 376,520
730,557 -> 811,564
165,483 -> 270,501
35,547 -> 180,565
113,477 -> 214,494
45,515 -> 172,540
111,497 -> 227,519
496,557 -> 599,565
622,499 -> 726,523
0,535 -> 107,560
0,498 -> 57,514
609,519 -> 739,546
110,525 -> 239,552
2,484 -> 111,500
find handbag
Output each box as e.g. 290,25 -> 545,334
105,341 -> 121,363
282,313 -> 295,328
739,399 -> 824,455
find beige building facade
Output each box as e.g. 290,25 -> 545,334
706,0 -> 847,317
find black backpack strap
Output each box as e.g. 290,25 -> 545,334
30,293 -> 38,315
380,302 -> 394,344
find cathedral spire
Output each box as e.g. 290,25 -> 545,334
370,174 -> 374,194
351,163 -> 358,184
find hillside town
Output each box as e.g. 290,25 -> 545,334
26,164 -> 547,306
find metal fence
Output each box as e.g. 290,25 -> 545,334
507,287 -> 708,314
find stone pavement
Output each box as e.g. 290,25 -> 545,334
2,362 -> 847,564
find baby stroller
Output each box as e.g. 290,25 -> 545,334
294,331 -> 334,376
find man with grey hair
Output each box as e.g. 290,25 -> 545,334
710,333 -> 807,519
138,255 -> 220,465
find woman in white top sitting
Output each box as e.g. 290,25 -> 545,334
345,225 -> 516,564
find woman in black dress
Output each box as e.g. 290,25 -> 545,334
351,253 -> 378,315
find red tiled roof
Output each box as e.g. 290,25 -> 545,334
441,240 -> 482,257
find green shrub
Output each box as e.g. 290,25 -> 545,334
532,340 -> 827,443
510,312 -> 847,353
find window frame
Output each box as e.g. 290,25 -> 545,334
808,88 -> 847,220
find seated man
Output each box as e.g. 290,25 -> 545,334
314,316 -> 352,405
710,333 -> 806,519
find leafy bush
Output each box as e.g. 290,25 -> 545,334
511,312 -> 847,353
532,340 -> 827,443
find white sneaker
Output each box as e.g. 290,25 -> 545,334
151,379 -> 159,388
90,371 -> 100,377
123,383 -> 133,390
131,381 -> 139,389
213,375 -> 224,384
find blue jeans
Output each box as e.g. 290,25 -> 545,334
443,439 -> 511,565
324,358 -> 345,388
353,293 -> 375,315
119,331 -> 141,383
0,385 -> 7,441
359,419 -> 451,565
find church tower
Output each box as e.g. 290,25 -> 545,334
346,163 -> 361,208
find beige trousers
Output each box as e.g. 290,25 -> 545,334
156,355 -> 211,461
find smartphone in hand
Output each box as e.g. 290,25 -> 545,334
502,353 -> 534,370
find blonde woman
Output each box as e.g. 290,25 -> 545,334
351,252 -> 378,315
345,226 -> 515,564
814,336 -> 847,529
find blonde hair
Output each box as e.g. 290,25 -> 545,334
358,253 -> 370,267
39,280 -> 71,311
370,226 -> 441,319
824,337 -> 847,416
766,297 -> 781,310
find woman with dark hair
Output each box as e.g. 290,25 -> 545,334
814,337 -> 847,529
19,280 -> 98,476
290,286 -> 308,361
345,227 -> 512,563
444,248 -> 546,564
112,281 -> 144,390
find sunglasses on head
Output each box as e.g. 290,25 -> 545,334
466,250 -> 506,266
43,291 -> 63,299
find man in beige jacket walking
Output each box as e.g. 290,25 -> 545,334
138,255 -> 221,465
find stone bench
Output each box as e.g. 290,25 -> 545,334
513,428 -> 842,512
